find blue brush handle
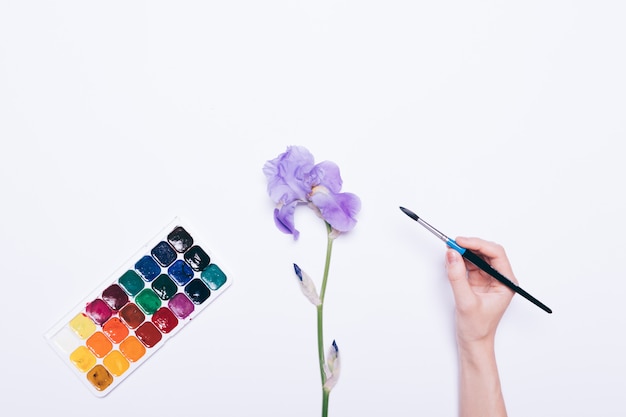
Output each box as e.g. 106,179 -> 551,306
449,240 -> 553,314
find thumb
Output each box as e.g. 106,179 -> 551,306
445,249 -> 474,307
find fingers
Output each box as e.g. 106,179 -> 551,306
454,236 -> 517,285
445,249 -> 475,309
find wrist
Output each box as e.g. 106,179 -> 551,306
457,336 -> 496,365
457,337 -> 507,417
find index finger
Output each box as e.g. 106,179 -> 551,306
454,236 -> 517,284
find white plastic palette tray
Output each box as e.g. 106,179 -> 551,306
45,218 -> 233,397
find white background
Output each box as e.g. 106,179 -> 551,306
1,2 -> 625,416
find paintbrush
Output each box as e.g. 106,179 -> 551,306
399,206 -> 552,314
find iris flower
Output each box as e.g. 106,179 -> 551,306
263,146 -> 360,417
263,145 -> 361,240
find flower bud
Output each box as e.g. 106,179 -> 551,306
323,340 -> 341,392
293,263 -> 321,306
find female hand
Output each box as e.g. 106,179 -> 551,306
445,236 -> 516,348
445,236 -> 513,417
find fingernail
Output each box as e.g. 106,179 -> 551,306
446,249 -> 458,265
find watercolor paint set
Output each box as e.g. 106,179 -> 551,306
45,218 -> 233,397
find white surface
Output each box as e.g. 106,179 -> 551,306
1,2 -> 625,416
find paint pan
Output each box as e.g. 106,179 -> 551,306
45,218 -> 233,397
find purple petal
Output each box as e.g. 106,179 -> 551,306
263,146 -> 315,203
309,161 -> 343,193
273,204 -> 300,239
310,191 -> 361,232
264,146 -> 361,237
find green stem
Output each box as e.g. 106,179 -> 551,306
317,222 -> 334,416
316,305 -> 326,385
319,222 -> 334,303
322,389 -> 330,417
